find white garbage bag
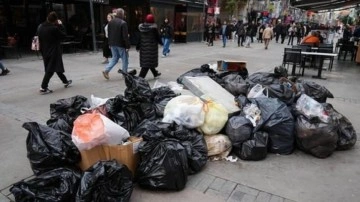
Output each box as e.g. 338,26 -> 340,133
204,134 -> 232,158
72,112 -> 130,150
163,95 -> 205,128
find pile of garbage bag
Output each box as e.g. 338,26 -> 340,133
11,65 -> 357,201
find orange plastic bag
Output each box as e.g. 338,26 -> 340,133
72,113 -> 129,150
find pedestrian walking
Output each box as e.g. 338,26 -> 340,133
262,24 -> 274,49
258,23 -> 265,43
102,13 -> 114,64
244,23 -> 252,48
235,20 -> 245,46
220,20 -> 231,47
0,61 -> 10,76
160,17 -> 172,57
38,11 -> 72,94
207,22 -> 215,46
287,24 -> 295,45
136,14 -> 162,79
102,8 -> 132,80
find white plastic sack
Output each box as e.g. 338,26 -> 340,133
72,113 -> 129,150
204,134 -> 232,158
247,84 -> 268,98
200,100 -> 228,135
163,95 -> 205,128
296,94 -> 329,123
243,103 -> 261,127
90,94 -> 110,108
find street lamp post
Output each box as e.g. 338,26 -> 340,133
89,0 -> 97,52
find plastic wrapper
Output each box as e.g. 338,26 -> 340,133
225,116 -> 253,148
247,84 -> 268,98
204,134 -> 232,158
243,103 -> 261,127
76,160 -> 133,202
296,115 -> 338,158
23,122 -> 81,175
72,113 -> 130,150
10,168 -> 81,202
295,94 -> 329,123
200,100 -> 228,135
239,131 -> 269,161
163,95 -> 205,128
323,103 -> 357,150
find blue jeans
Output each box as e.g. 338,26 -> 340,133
222,35 -> 227,47
0,61 -> 4,71
105,46 -> 128,73
162,37 -> 171,55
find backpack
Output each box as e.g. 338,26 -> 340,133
31,36 -> 40,51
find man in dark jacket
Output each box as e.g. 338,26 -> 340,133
38,11 -> 72,94
136,14 -> 162,78
102,8 -> 131,80
160,18 -> 172,57
235,20 -> 245,46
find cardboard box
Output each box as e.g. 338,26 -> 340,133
78,137 -> 142,176
217,60 -> 247,72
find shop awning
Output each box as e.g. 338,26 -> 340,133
290,0 -> 360,11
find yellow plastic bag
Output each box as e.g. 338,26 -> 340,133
200,100 -> 228,135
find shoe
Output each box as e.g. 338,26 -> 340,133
102,71 -> 109,80
118,69 -> 122,74
154,72 -> 161,78
39,88 -> 53,94
161,54 -> 166,58
0,69 -> 9,76
64,80 -> 72,88
265,47 -> 268,49
101,60 -> 108,64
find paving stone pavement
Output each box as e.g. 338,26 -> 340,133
187,173 -> 296,202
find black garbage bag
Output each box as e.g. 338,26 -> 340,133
267,84 -> 295,105
76,160 -> 133,202
298,81 -> 334,103
105,95 -> 156,132
122,72 -> 153,102
295,115 -> 338,158
239,131 -> 269,161
46,114 -> 73,134
234,95 -> 251,109
274,66 -> 288,78
137,125 -> 188,190
222,74 -> 249,96
50,95 -> 90,120
169,124 -> 207,174
152,86 -> 178,117
323,103 -> 357,150
250,98 -> 295,155
23,122 -> 81,175
247,72 -> 280,86
10,168 -> 81,202
177,67 -> 215,84
225,116 -> 253,148
134,120 -> 207,174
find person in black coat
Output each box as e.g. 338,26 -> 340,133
38,11 -> 72,94
136,14 -> 162,78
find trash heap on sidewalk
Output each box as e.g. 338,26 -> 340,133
10,65 -> 357,201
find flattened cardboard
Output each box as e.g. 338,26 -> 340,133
78,145 -> 107,171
